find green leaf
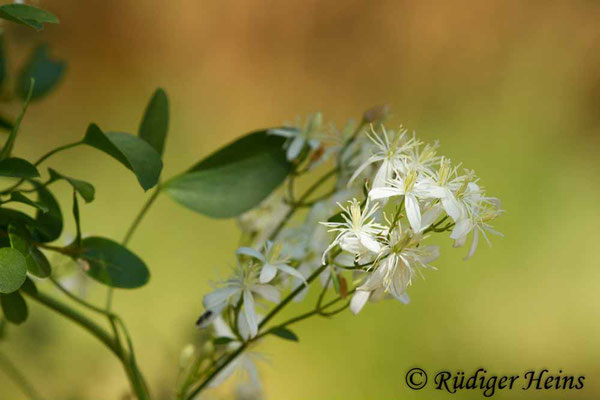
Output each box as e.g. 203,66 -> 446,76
72,191 -> 82,247
0,78 -> 34,160
0,4 -> 58,31
0,157 -> 39,178
213,336 -> 235,345
331,270 -> 341,294
19,276 -> 37,295
32,183 -> 63,243
8,192 -> 48,212
139,88 -> 169,156
18,44 -> 65,100
8,225 -> 51,278
269,326 -> 299,342
0,208 -> 39,233
0,291 -> 27,324
80,237 -> 150,289
83,124 -> 163,191
48,168 -> 95,203
0,247 -> 27,294
164,131 -> 291,218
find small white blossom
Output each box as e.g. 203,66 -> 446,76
350,228 -> 439,314
451,182 -> 503,259
236,241 -> 306,284
348,126 -> 418,189
320,198 -> 385,262
369,169 -> 431,232
201,263 -> 280,338
269,113 -> 322,161
208,316 -> 265,395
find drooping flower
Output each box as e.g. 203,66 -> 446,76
348,125 -> 419,189
208,316 -> 265,395
236,241 -> 306,284
200,262 -> 280,337
450,182 -> 503,259
350,228 -> 439,314
268,113 -> 322,161
320,198 -> 386,263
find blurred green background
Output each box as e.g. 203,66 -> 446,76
1,0 -> 599,399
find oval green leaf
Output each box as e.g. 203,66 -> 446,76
83,124 -> 163,191
139,88 -> 169,156
164,131 -> 291,218
269,326 -> 299,342
48,168 -> 95,203
32,183 -> 62,242
0,4 -> 58,31
8,192 -> 48,213
0,247 -> 27,294
81,237 -> 150,289
18,45 -> 65,100
0,291 -> 28,324
0,157 -> 39,178
8,225 -> 51,278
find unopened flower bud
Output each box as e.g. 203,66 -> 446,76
362,104 -> 389,123
179,344 -> 195,368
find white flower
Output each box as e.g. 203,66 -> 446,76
350,229 -> 439,314
236,241 -> 306,284
450,182 -> 503,259
320,198 -> 385,262
369,169 -> 430,232
269,113 -> 322,161
419,157 -> 463,222
201,263 -> 280,338
209,316 -> 265,394
348,126 -> 418,189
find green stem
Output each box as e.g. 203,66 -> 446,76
24,290 -> 119,355
24,290 -> 149,399
269,168 -> 338,242
0,351 -> 43,400
34,141 -> 84,167
0,140 -> 83,194
103,185 -> 162,397
122,185 -> 162,246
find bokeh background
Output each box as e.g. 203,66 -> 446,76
1,0 -> 599,399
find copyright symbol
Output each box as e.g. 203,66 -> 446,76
406,368 -> 427,390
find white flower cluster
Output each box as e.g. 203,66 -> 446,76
195,119 -> 502,396
324,126 -> 502,313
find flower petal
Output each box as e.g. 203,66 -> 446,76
259,263 -> 278,283
405,194 -> 422,232
358,232 -> 382,253
276,263 -> 308,284
373,159 -> 393,189
450,218 -> 472,240
236,247 -> 265,262
350,290 -> 371,315
369,187 -> 404,200
243,289 -> 258,338
203,287 -> 238,310
441,190 -> 462,221
287,136 -> 305,161
252,284 -> 281,303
